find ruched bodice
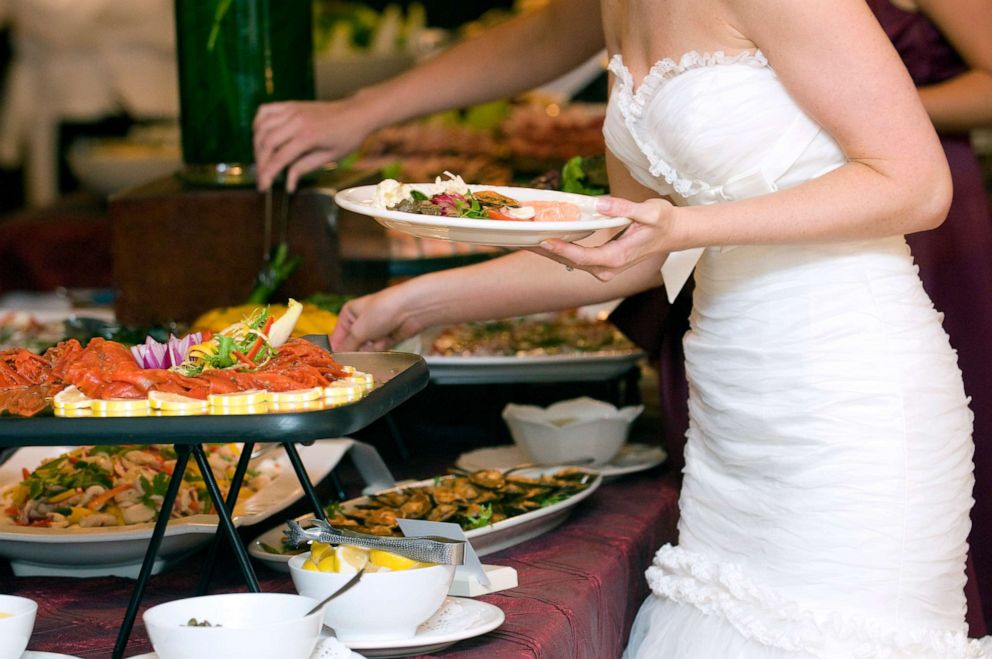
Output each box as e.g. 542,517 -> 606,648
604,50 -> 849,300
605,50 -> 844,203
614,52 -> 990,658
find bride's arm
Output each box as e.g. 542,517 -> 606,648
540,0 -> 952,279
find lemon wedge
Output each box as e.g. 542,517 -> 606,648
269,387 -> 323,405
310,541 -> 331,563
148,391 -> 209,413
91,398 -> 151,416
368,549 -> 420,572
53,385 -> 93,410
332,544 -> 369,574
208,390 -> 269,408
316,554 -> 338,572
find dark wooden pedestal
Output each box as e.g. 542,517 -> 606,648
110,171 -> 379,326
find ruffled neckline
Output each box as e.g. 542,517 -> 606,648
609,49 -> 769,101
607,49 -> 769,198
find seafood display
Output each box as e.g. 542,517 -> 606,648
371,172 -> 582,222
429,310 -> 637,358
0,301 -> 372,417
0,444 -> 276,528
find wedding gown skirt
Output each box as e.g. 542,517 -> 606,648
601,50 -> 988,657
628,239 -> 982,657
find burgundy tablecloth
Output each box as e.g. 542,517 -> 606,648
1,468 -> 680,659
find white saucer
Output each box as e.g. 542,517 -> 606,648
340,597 -> 504,658
127,597 -> 504,659
456,443 -> 667,480
23,653 -> 83,659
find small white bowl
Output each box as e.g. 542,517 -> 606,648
0,595 -> 37,659
289,553 -> 455,642
502,397 -> 643,467
143,592 -> 323,659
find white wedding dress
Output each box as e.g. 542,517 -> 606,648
605,50 -> 991,658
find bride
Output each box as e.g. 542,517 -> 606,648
255,0 -> 989,654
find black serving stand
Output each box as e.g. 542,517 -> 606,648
0,348 -> 428,659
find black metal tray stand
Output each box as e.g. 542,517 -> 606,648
0,350 -> 428,658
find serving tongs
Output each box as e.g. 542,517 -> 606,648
285,519 -> 466,566
252,180 -> 300,304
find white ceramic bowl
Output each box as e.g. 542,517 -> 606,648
289,553 -> 455,642
0,594 -> 36,659
502,396 -> 643,467
143,592 -> 323,659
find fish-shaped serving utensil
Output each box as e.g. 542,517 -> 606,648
284,519 -> 466,566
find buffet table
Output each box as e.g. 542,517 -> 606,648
0,461 -> 679,658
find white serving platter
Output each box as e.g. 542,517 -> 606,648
0,440 -> 353,577
249,466 -> 601,572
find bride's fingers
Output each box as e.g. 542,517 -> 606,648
596,196 -> 668,226
540,237 -> 628,273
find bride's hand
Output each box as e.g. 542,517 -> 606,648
535,196 -> 677,281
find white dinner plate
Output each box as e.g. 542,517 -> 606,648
456,443 -> 667,481
333,184 -> 630,247
23,653 -> 84,659
249,466 -> 601,571
0,440 -> 353,577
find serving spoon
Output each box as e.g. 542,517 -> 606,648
304,567 -> 365,617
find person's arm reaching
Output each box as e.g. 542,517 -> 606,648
254,0 -> 605,191
914,0 -> 992,133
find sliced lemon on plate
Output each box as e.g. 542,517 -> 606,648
269,387 -> 324,405
148,391 -> 209,413
208,390 -> 269,408
91,398 -> 151,416
269,400 -> 324,414
324,381 -> 363,402
53,385 -> 93,410
211,404 -> 270,416
54,406 -> 93,418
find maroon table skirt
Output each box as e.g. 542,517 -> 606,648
1,468 -> 680,659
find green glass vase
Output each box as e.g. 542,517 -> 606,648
175,0 -> 315,185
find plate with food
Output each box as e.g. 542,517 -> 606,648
400,309 -> 645,384
249,466 -> 601,571
333,173 -> 630,247
0,440 -> 352,577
